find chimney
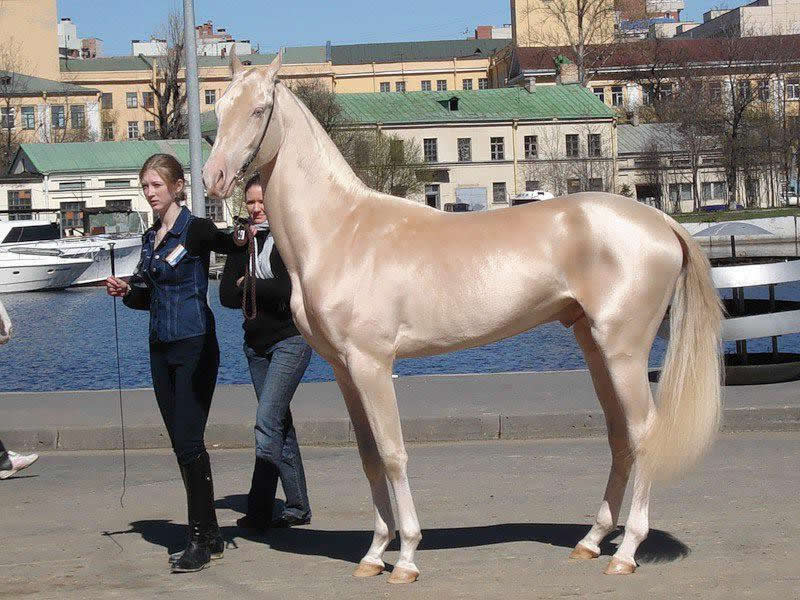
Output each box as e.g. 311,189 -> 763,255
524,76 -> 536,93
557,63 -> 579,85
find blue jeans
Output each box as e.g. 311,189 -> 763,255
244,336 -> 312,520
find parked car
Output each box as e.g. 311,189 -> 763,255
511,190 -> 555,206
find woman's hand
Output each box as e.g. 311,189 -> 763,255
105,276 -> 130,298
236,276 -> 245,288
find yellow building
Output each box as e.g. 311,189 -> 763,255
511,0 -> 615,48
0,0 -> 60,80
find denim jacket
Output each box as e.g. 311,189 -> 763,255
125,207 -> 215,344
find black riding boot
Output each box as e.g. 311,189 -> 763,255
171,452 -> 217,573
236,457 -> 279,531
169,460 -> 224,565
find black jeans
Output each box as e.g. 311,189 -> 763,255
150,334 -> 220,465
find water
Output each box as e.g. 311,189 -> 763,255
0,281 -> 798,392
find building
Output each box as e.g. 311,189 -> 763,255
475,25 -> 513,40
0,139 -> 225,227
675,0 -> 800,39
0,0 -> 60,80
132,21 -> 252,57
58,18 -> 82,59
335,85 -> 616,208
511,0 -> 615,47
81,38 -> 103,60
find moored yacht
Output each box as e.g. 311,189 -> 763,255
0,246 -> 94,293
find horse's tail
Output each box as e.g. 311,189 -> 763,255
640,217 -> 723,480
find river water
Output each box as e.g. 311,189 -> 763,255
0,281 -> 798,392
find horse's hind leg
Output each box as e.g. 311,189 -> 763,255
570,318 -> 634,561
334,366 -> 396,578
341,352 -> 422,584
575,318 -> 657,574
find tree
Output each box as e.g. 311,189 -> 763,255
0,38 -> 26,172
518,0 -> 617,85
143,11 -> 187,139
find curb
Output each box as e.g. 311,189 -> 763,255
1,406 -> 798,452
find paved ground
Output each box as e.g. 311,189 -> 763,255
2,371 -> 799,450
1,433 -> 798,599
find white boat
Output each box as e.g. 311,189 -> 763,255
0,218 -> 143,285
0,246 -> 94,293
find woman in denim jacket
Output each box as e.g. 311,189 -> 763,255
105,153 -> 234,573
219,174 -> 312,531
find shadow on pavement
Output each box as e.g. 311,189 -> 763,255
103,520 -> 688,566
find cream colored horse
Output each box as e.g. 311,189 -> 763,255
203,53 -> 723,584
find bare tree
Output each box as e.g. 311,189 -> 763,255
0,38 -> 26,172
289,79 -> 341,134
340,130 -> 426,197
518,0 -> 617,85
143,10 -> 187,139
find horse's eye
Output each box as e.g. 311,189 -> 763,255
253,108 -> 265,118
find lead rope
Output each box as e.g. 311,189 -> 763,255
240,222 -> 258,321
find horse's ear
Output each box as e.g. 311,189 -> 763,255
266,50 -> 282,80
230,45 -> 243,77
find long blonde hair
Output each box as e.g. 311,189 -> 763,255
139,153 -> 186,203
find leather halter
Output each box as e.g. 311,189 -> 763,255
234,84 -> 278,185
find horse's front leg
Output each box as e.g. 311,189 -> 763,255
334,366 -> 395,577
342,352 -> 421,584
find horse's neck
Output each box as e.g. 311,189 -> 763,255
261,85 -> 365,276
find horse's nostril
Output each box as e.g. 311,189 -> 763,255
215,169 -> 225,189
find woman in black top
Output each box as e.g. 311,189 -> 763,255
105,153 -> 234,573
219,174 -> 312,530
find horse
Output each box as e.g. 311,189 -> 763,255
203,52 -> 723,584
0,298 -> 11,345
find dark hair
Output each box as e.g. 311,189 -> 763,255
139,153 -> 186,203
244,173 -> 261,196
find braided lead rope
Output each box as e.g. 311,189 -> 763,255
242,225 -> 258,320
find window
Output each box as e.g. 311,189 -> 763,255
701,181 -> 727,201
21,106 -> 35,129
436,79 -> 447,91
425,184 -> 440,209
588,133 -> 602,157
462,79 -> 473,90
70,105 -> 85,129
126,92 -> 138,108
423,138 -> 438,163
144,120 -> 156,135
379,82 -> 390,93
457,138 -> 472,162
524,135 -> 538,159
490,137 -> 505,161
105,199 -> 132,211
567,178 -> 582,194
59,181 -> 86,191
206,197 -> 224,222
669,183 -> 693,203
102,122 -> 114,141
492,182 -> 507,204
709,81 -> 722,101
758,80 -> 770,102
389,138 -> 404,163
611,86 -> 623,106
0,107 -> 13,129
51,105 -> 66,129
737,79 -> 752,101
588,178 -> 603,191
395,81 -> 406,93
142,91 -> 154,109
127,121 -> 139,139
104,179 -> 131,189
478,77 -> 489,90
204,89 -> 216,105
101,92 -> 113,109
566,134 -> 579,158
7,190 -> 32,220
525,180 -> 541,191
592,87 -> 605,103
786,78 -> 800,100
421,80 -> 432,91
60,201 -> 85,230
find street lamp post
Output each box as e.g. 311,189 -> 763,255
182,0 -> 205,218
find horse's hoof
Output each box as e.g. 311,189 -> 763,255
604,558 -> 636,575
387,566 -> 419,584
569,544 -> 600,560
353,561 -> 384,578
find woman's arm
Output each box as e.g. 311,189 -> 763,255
219,251 -> 247,309
186,218 -> 243,255
121,272 -> 151,311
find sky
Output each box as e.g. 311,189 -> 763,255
57,0 -> 729,57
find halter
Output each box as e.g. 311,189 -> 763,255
233,83 -> 278,186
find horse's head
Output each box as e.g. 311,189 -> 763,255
203,50 -> 282,199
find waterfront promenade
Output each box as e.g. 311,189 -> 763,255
1,434 -> 798,599
1,370 -> 798,451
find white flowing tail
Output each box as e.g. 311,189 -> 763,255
641,218 -> 724,480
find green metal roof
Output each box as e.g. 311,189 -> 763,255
15,139 -> 212,175
0,70 -> 98,96
331,39 -> 510,65
336,86 -> 615,125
